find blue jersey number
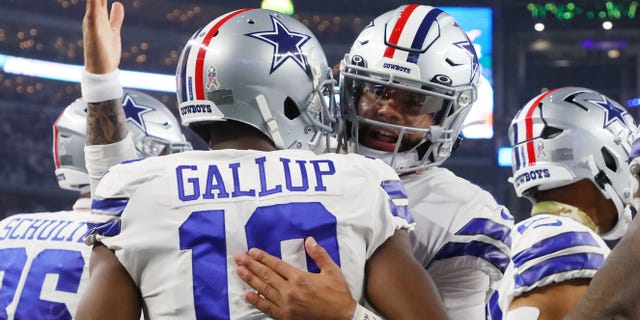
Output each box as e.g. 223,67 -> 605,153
179,202 -> 340,319
0,248 -> 84,319
0,248 -> 27,319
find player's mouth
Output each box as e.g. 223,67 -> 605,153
361,126 -> 399,152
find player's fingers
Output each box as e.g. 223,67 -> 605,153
109,2 -> 125,32
234,254 -> 285,300
86,0 -> 97,11
235,252 -> 288,288
86,0 -> 105,16
84,0 -> 95,21
235,265 -> 281,303
84,0 -> 108,29
243,290 -> 283,319
247,247 -> 298,279
305,236 -> 341,274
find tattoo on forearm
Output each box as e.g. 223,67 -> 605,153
86,99 -> 129,145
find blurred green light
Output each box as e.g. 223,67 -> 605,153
527,2 -> 638,20
630,1 -> 638,18
261,0 -> 295,15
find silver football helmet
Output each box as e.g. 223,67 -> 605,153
339,4 -> 480,173
53,89 -> 192,193
176,8 -> 337,152
509,87 -> 637,240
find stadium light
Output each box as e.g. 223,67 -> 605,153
0,53 -> 175,93
261,0 -> 294,15
498,147 -> 512,167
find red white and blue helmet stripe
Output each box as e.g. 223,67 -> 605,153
383,4 -> 443,64
511,88 -> 560,171
177,8 -> 256,105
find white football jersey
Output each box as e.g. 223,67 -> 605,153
87,149 -> 413,319
486,203 -> 610,320
403,167 -> 513,320
0,198 -> 91,320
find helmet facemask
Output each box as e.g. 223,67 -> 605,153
337,4 -> 480,173
339,56 -> 476,173
135,135 -> 192,157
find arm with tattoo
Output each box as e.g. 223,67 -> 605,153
81,0 -> 137,193
86,99 -> 128,146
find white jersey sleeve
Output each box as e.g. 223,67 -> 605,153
0,209 -> 91,320
86,149 -> 412,319
403,167 -> 513,320
510,214 -> 610,297
486,214 -> 610,320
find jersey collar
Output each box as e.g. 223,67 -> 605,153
531,200 -> 599,233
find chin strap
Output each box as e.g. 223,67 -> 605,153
256,94 -> 286,149
587,155 -> 631,240
600,204 -> 632,240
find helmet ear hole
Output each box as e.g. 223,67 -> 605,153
540,126 -> 563,139
284,97 -> 301,120
601,147 -> 618,172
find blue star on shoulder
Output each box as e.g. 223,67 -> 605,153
454,40 -> 479,82
245,15 -> 311,74
122,93 -> 154,133
585,94 -> 627,128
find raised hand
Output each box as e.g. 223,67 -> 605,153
82,0 -> 124,74
233,236 -> 356,320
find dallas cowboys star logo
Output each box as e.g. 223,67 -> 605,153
454,40 -> 479,82
585,94 -> 628,128
245,15 -> 311,74
122,93 -> 154,133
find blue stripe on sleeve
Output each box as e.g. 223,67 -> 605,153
486,290 -> 503,320
121,157 -> 145,165
91,198 -> 129,217
429,240 -> 510,274
380,180 -> 408,199
513,231 -> 601,269
86,220 -> 122,238
501,208 -> 515,221
514,252 -> 605,289
387,200 -> 415,224
456,218 -> 512,248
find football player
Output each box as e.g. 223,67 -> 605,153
0,91 -> 191,319
235,4 -> 513,319
486,87 -> 637,320
564,187 -> 640,319
75,1 -> 447,319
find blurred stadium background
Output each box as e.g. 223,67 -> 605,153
1,0 -> 639,222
